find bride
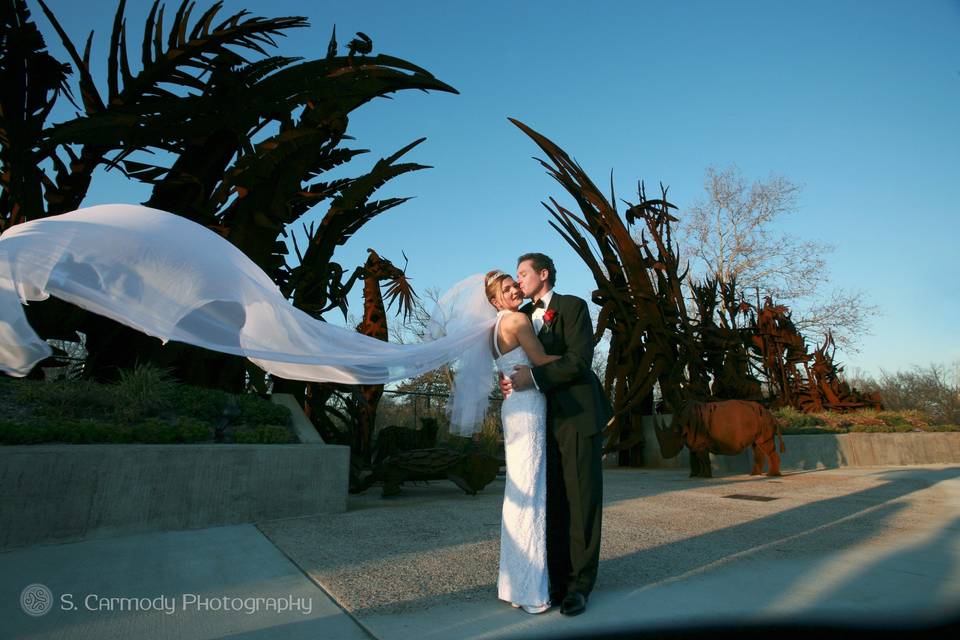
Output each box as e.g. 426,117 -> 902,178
0,204 -> 555,612
484,270 -> 557,614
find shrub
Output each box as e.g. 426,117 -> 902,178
131,418 -> 211,443
175,385 -> 231,422
773,407 -> 826,429
174,418 -> 213,443
0,420 -> 46,444
236,395 -> 291,426
14,379 -> 114,420
848,423 -> 914,433
115,364 -> 178,421
875,412 -> 911,429
234,425 -> 294,444
771,404 -> 960,434
780,425 -> 845,435
0,419 -> 132,444
1,375 -> 296,445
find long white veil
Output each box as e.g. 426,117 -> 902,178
0,204 -> 498,435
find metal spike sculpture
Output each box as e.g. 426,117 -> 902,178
750,303 -> 882,412
510,118 -> 700,454
350,248 -> 416,464
1,0 -> 456,388
510,118 -> 881,469
690,278 -> 761,400
805,332 -> 883,411
300,248 -> 416,468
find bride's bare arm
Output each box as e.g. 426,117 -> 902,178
503,312 -> 559,366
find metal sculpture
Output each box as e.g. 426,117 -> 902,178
358,448 -> 500,497
690,278 -> 761,401
797,331 -> 883,412
511,119 -> 881,476
749,297 -> 881,412
1,0 -> 455,387
372,417 -> 440,467
654,400 -> 784,478
299,248 -> 416,467
509,118 -> 695,458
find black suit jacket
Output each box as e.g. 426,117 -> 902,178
523,292 -> 611,436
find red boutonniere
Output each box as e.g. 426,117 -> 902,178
543,309 -> 558,327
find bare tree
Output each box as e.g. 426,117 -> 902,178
850,362 -> 960,425
679,164 -> 877,351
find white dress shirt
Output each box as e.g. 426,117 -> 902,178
529,289 -> 555,391
531,289 -> 554,334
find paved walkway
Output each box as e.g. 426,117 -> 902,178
2,466 -> 959,639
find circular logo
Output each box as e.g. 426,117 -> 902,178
20,584 -> 53,617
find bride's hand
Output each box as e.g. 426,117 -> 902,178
498,371 -> 513,397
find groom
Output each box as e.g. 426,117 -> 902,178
502,252 -> 610,616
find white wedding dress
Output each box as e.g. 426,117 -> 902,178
493,311 -> 549,610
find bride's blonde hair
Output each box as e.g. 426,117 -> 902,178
485,269 -> 510,308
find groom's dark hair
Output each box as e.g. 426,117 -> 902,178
518,252 -> 556,287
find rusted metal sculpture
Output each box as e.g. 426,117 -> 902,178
510,119 -> 698,460
654,400 -> 784,478
372,417 -> 440,467
798,331 -> 883,412
690,278 -> 761,401
749,297 -> 881,412
358,448 -> 500,497
352,248 -> 416,464
511,119 -> 876,477
1,1 -> 455,387
300,248 -> 416,467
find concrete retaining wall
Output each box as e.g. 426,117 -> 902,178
638,414 -> 960,473
0,443 -> 349,550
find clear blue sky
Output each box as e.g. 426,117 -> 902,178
39,0 -> 960,376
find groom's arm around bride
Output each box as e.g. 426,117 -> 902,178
522,293 -> 610,433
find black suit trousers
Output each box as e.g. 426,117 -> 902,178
545,419 -> 604,598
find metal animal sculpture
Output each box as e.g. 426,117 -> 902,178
654,400 -> 784,478
347,32 -> 373,57
359,448 -> 501,497
350,248 -> 416,464
372,417 -> 440,467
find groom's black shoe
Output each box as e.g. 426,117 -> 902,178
560,592 -> 587,616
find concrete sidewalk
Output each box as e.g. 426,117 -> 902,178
3,466 -> 959,639
0,525 -> 368,640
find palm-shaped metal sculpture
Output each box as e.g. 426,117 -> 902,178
0,0 -> 72,230
23,0 -> 310,218
1,0 -> 456,387
510,118 -> 704,456
304,248 -> 417,469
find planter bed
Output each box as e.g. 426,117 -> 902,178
0,441 -> 348,550
637,415 -> 960,473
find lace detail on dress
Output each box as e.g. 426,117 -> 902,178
494,311 -> 549,607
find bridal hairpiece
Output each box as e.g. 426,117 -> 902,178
485,270 -> 507,286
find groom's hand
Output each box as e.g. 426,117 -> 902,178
510,365 -> 534,391
498,371 -> 513,397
